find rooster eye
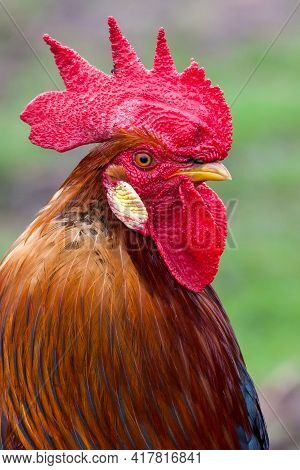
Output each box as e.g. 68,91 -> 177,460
134,152 -> 154,168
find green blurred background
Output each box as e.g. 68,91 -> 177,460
0,0 -> 299,449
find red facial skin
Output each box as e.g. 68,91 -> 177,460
104,144 -> 227,292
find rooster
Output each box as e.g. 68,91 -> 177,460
0,17 -> 268,450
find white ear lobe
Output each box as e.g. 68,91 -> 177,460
107,181 -> 148,232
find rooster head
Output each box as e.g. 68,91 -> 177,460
21,17 -> 233,292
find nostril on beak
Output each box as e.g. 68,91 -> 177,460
173,161 -> 232,182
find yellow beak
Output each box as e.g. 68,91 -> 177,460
176,161 -> 232,182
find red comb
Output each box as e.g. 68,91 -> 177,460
21,17 -> 232,157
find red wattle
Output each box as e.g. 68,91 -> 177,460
149,179 -> 227,292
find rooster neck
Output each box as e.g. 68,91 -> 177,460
0,169 -> 250,449
54,192 -> 250,448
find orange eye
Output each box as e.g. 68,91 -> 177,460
134,152 -> 154,168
